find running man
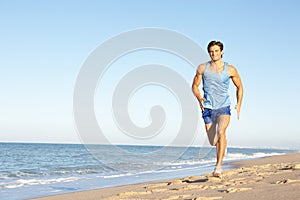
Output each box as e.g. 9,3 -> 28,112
192,41 -> 244,177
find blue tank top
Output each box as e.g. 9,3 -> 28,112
202,61 -> 231,109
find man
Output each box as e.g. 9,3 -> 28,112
192,41 -> 243,177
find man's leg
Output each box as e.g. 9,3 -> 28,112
205,123 -> 218,146
203,108 -> 218,146
215,115 -> 230,168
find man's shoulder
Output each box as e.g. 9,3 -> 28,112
197,62 -> 208,74
227,64 -> 239,76
227,64 -> 237,70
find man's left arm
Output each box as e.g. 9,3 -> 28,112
229,65 -> 244,119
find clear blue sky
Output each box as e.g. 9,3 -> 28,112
0,0 -> 299,149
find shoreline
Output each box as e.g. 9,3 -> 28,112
32,152 -> 300,200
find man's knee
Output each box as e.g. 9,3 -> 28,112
208,133 -> 219,146
217,128 -> 227,136
209,138 -> 217,146
218,133 -> 227,145
209,132 -> 226,146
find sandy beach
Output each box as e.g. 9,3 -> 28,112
32,152 -> 300,200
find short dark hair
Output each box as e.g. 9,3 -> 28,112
207,41 -> 224,53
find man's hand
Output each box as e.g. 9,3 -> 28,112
199,97 -> 206,111
235,104 -> 241,120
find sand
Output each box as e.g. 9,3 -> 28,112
32,152 -> 300,200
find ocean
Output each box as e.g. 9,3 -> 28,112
0,142 -> 297,200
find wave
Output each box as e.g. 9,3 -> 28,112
0,152 -> 287,181
155,151 -> 284,167
154,158 -> 215,166
0,166 -> 109,179
224,152 -> 284,161
0,152 -> 286,189
0,177 -> 80,189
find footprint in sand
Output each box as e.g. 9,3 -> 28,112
220,187 -> 252,193
192,197 -> 223,200
164,194 -> 191,200
293,163 -> 300,170
117,190 -> 152,197
151,188 -> 169,193
167,180 -> 185,185
183,177 -> 209,183
275,179 -> 300,184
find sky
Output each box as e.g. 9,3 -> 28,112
0,0 -> 299,149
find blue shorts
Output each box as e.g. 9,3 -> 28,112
202,106 -> 231,124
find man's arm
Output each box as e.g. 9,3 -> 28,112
192,64 -> 206,111
228,65 -> 244,119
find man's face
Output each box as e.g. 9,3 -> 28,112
209,45 -> 223,61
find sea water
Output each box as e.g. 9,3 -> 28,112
0,143 -> 296,200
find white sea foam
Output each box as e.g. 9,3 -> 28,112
154,159 -> 215,166
102,160 -> 215,179
0,177 -> 80,189
224,152 -> 283,161
155,152 -> 283,167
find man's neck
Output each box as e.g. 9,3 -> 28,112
211,59 -> 223,67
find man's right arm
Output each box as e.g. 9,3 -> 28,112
192,64 -> 206,111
